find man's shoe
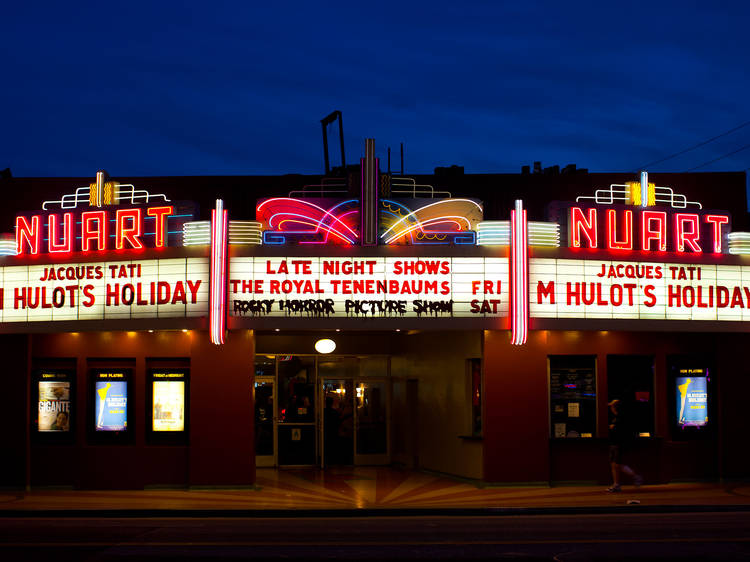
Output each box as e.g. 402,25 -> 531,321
634,475 -> 643,488
606,484 -> 622,492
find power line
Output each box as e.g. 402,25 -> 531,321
684,143 -> 750,172
634,119 -> 750,171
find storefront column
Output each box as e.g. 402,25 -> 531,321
483,330 -> 550,483
189,329 -> 255,486
0,334 -> 30,489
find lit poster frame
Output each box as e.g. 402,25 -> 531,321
89,368 -> 133,441
34,369 -> 74,441
148,368 -> 189,443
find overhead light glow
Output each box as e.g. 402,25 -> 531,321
315,338 -> 336,354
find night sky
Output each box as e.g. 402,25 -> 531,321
3,2 -> 750,180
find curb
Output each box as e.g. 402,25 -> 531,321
2,504 -> 750,518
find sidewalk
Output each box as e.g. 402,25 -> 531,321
2,467 -> 749,515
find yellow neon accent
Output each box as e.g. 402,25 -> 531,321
89,182 -> 98,206
103,181 -> 117,205
626,181 -> 656,206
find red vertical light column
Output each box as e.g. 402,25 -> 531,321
510,199 -> 528,345
210,199 -> 228,345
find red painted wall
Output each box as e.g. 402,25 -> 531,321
483,330 -> 749,483
0,335 -> 30,489
28,329 -> 254,489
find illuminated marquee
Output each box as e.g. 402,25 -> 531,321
0,258 -> 208,322
530,258 -> 750,321
229,257 -> 509,318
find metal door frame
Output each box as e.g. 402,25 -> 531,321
254,374 -> 277,467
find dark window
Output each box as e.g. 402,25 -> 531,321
549,355 -> 596,438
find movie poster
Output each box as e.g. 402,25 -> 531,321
38,381 -> 70,432
95,380 -> 128,431
152,380 -> 185,431
676,376 -> 708,428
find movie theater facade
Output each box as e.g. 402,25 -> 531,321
2,162 -> 749,489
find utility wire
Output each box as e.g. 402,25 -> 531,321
684,143 -> 750,172
634,119 -> 750,171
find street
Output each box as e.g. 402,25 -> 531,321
2,511 -> 750,560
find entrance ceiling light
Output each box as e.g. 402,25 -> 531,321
315,338 -> 336,354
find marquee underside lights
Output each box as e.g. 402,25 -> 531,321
210,199 -> 228,345
510,200 -> 528,345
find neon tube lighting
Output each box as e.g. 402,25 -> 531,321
210,199 -> 228,345
379,198 -> 482,239
510,200 -> 528,345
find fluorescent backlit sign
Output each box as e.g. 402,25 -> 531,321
94,371 -> 129,432
152,375 -> 186,432
38,376 -> 71,432
0,257 -> 208,323
530,258 -> 750,321
676,373 -> 708,428
229,257 -> 509,318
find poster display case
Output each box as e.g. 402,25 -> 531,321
89,368 -> 133,442
34,369 -> 75,442
669,358 -> 713,439
147,368 -> 189,443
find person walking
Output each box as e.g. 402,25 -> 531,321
607,399 -> 643,492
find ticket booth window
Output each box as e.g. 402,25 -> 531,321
549,355 -> 596,438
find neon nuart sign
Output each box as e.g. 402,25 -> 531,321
568,207 -> 730,253
15,206 -> 175,256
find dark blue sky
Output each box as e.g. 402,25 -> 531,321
3,1 -> 750,178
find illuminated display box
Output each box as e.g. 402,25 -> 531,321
34,369 -> 74,441
148,369 -> 189,444
89,368 -> 133,442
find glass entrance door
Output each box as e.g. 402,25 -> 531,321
254,377 -> 275,467
321,379 -> 354,466
354,380 -> 390,465
277,356 -> 317,466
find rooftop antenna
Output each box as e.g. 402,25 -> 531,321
321,110 -> 346,175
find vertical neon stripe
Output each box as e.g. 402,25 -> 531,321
640,171 -> 648,208
510,199 -> 528,345
210,199 -> 228,345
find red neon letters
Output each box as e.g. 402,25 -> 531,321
48,213 -> 73,253
569,207 -> 728,253
116,208 -> 144,250
16,215 -> 41,255
15,205 -> 174,255
606,209 -> 633,250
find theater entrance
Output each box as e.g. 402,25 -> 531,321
254,354 -> 390,467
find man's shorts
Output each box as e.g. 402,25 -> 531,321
608,444 -> 622,464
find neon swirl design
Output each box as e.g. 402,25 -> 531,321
257,198 -> 360,245
379,198 -> 482,245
